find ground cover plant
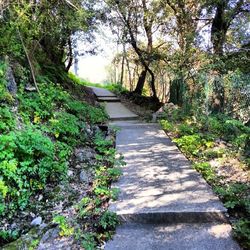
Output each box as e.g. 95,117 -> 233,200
0,63 -> 123,248
160,106 -> 250,249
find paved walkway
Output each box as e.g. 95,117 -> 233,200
91,87 -> 138,121
90,87 -> 240,250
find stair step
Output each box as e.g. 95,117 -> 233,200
98,97 -> 121,102
105,223 -> 240,250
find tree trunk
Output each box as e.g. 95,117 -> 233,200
147,67 -> 158,100
134,69 -> 147,95
66,38 -> 73,72
210,77 -> 225,113
120,53 -> 125,85
125,54 -> 132,91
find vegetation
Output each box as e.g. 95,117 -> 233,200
0,0 -> 249,248
160,107 -> 249,249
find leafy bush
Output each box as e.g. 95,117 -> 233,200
233,219 -> 250,249
160,120 -> 174,132
0,105 -> 16,133
177,123 -> 198,136
0,127 -> 69,216
49,112 -> 80,139
99,211 -> 119,231
66,99 -> 108,124
173,134 -> 205,157
203,149 -> 225,159
53,215 -> 74,237
215,183 -> 250,212
193,162 -> 217,183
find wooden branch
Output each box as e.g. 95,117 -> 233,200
17,29 -> 40,94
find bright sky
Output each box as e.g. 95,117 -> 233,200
77,55 -> 109,83
71,26 -> 116,83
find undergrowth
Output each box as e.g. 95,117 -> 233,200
160,108 -> 250,249
0,71 -> 110,246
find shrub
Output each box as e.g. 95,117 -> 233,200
233,219 -> 250,249
177,123 -> 198,136
173,134 -> 204,157
0,127 -> 69,215
160,120 -> 174,132
99,211 -> 119,231
0,105 -> 16,133
193,162 -> 217,183
215,183 -> 250,212
49,112 -> 80,139
66,99 -> 108,124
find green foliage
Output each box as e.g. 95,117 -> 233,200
68,72 -> 104,88
193,162 -> 217,183
53,215 -> 74,237
0,230 -> 18,245
99,211 -> 119,231
173,134 -> 204,157
203,149 -> 225,160
81,233 -> 97,250
233,219 -> 250,249
0,127 -> 69,216
67,100 -> 108,124
207,115 -> 250,142
49,112 -> 80,139
105,84 -> 128,95
18,83 -> 69,122
215,183 -> 250,212
0,105 -> 16,133
94,132 -> 114,154
160,120 -> 174,132
177,123 -> 199,136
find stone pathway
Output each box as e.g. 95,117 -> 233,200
90,87 -> 138,121
91,87 -> 241,250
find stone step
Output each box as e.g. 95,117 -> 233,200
98,97 -> 121,102
105,223 -> 240,250
109,122 -> 227,223
116,211 -> 227,224
90,86 -> 116,97
105,102 -> 138,121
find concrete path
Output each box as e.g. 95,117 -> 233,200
90,87 -> 138,121
90,87 -> 240,249
91,86 -> 117,97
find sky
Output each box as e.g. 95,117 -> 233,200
71,26 -> 116,83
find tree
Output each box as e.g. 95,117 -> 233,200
106,0 -> 168,100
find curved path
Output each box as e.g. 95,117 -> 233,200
90,87 -> 240,250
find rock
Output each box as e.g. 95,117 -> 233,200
38,194 -> 43,201
93,125 -> 102,135
39,223 -> 48,230
75,164 -> 82,169
67,170 -> 74,177
6,63 -> 17,96
10,223 -> 17,230
25,84 -> 37,92
37,227 -> 75,250
39,228 -> 60,244
31,216 -> 42,226
75,147 -> 95,163
79,170 -> 89,183
30,212 -> 36,218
